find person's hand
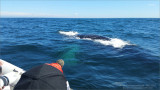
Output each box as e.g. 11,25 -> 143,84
0,61 -> 3,66
0,86 -> 5,90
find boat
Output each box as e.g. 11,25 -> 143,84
0,59 -> 25,90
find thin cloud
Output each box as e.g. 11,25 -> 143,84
1,11 -> 31,17
0,11 -> 59,18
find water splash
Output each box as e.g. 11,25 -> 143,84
94,38 -> 131,48
59,31 -> 79,36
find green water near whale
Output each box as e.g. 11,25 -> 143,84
58,44 -> 79,65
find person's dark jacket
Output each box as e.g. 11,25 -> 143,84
14,64 -> 67,90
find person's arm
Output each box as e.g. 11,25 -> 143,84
0,61 -> 2,90
0,61 -> 3,74
0,61 -> 3,66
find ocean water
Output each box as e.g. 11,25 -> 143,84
0,18 -> 160,89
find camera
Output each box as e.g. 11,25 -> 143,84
0,71 -> 20,88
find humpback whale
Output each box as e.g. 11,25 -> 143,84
77,35 -> 111,40
59,31 -> 131,48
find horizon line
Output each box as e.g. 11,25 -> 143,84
0,17 -> 159,19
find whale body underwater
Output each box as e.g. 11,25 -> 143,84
76,35 -> 111,41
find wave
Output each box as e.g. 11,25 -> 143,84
59,31 -> 132,48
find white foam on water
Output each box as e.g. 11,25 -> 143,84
94,38 -> 130,48
59,31 -> 79,36
75,37 -> 80,39
81,38 -> 92,40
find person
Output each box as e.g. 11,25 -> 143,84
0,60 -> 25,90
0,61 -> 2,74
0,61 -> 10,90
0,61 -> 2,90
0,61 -> 5,90
14,59 -> 70,90
47,59 -> 64,73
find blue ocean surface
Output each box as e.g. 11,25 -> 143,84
0,18 -> 160,89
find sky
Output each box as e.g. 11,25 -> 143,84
0,0 -> 159,18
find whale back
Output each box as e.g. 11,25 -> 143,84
77,35 -> 110,40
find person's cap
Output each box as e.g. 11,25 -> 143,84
56,59 -> 64,67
